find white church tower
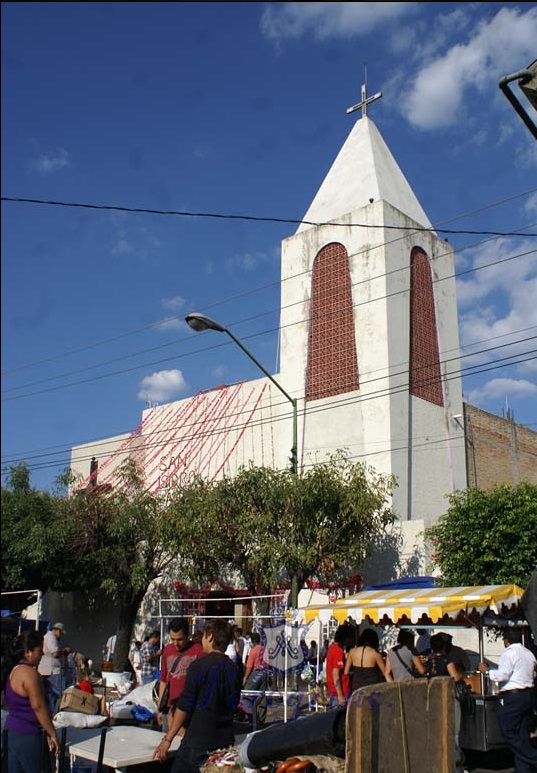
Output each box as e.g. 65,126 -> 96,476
70,84 -> 467,560
280,85 -> 467,532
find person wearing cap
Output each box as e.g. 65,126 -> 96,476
38,622 -> 71,713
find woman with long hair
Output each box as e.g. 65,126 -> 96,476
2,629 -> 59,772
344,628 -> 392,693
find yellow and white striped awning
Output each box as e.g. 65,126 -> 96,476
300,584 -> 525,625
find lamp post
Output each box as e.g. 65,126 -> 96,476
185,313 -> 298,474
186,312 -> 300,608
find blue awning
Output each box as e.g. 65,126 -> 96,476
364,576 -> 437,591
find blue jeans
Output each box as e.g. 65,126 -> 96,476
7,730 -> 52,773
44,673 -> 65,714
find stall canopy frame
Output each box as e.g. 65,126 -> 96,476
1,589 -> 42,631
299,584 -> 525,626
299,583 -> 526,693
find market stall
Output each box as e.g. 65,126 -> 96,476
299,583 -> 527,753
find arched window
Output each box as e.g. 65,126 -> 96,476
409,246 -> 444,406
306,242 -> 359,401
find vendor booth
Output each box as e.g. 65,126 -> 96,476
299,583 -> 527,753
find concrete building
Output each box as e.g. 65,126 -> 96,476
463,404 -> 537,489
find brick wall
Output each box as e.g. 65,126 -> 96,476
306,242 -> 359,401
409,247 -> 444,406
464,403 -> 537,488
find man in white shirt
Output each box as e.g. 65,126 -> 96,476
38,622 -> 71,712
478,628 -> 537,773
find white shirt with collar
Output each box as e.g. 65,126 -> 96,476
38,630 -> 62,676
488,642 -> 537,692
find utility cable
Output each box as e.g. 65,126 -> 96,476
2,195 -> 536,237
2,245 -> 535,398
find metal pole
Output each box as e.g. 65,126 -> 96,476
224,328 -> 298,474
224,327 -> 300,607
36,590 -> 41,631
186,314 -> 301,605
284,622 -> 288,724
499,69 -> 537,140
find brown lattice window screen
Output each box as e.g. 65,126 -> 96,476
409,247 -> 444,406
306,242 -> 359,401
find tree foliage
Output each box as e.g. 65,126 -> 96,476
165,451 -> 396,604
2,460 -> 177,672
1,464 -> 66,590
2,453 -> 396,665
425,481 -> 537,587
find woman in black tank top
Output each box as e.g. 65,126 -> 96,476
344,629 -> 391,692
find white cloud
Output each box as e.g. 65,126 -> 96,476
400,6 -> 537,129
109,223 -> 162,258
456,238 -> 537,380
111,237 -> 134,256
525,192 -> 537,215
456,238 -> 537,309
467,377 -> 537,406
161,296 -> 186,312
32,147 -> 70,174
154,316 -> 185,332
153,297 -> 188,332
260,2 -> 419,43
137,369 -> 187,403
226,250 -> 274,271
212,365 -> 226,379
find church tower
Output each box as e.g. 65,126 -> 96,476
279,87 -> 467,530
70,84 -> 468,562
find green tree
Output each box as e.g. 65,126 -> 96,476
1,463 -> 65,590
166,451 -> 396,608
2,460 -> 177,672
425,481 -> 537,587
282,452 -> 396,600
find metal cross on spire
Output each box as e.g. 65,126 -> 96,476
346,81 -> 382,118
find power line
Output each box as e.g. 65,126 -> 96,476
3,321 -> 536,464
3,193 -> 535,378
3,338 -> 535,473
2,195 -> 536,238
2,244 -> 535,400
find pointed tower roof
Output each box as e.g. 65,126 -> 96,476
297,116 -> 432,233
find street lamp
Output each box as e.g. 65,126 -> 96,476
185,313 -> 298,474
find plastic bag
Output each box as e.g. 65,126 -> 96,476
131,704 -> 156,723
301,664 -> 315,682
53,711 -> 107,729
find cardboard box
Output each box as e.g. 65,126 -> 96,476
59,686 -> 101,715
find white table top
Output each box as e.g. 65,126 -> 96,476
69,725 -> 181,768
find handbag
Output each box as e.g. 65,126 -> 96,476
158,653 -> 182,713
455,679 -> 475,717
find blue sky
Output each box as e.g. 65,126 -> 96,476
2,2 -> 536,492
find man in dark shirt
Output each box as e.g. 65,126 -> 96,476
153,618 -> 242,772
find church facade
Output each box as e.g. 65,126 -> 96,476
71,100 -> 468,576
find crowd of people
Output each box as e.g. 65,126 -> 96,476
324,622 -> 537,773
2,617 -> 536,773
